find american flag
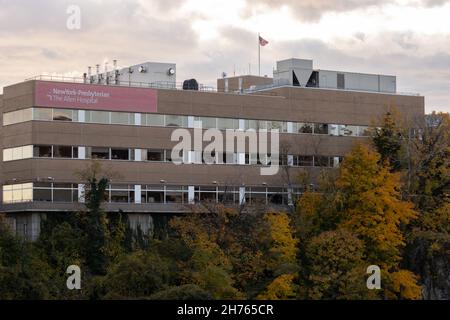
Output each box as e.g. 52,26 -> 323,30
259,35 -> 269,46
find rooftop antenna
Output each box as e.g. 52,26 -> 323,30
96,64 -> 100,84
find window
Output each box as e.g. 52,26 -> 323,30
53,146 -> 73,158
297,122 -> 313,134
109,184 -> 133,203
2,183 -> 33,204
34,108 -> 53,121
314,156 -> 330,167
217,118 -> 237,130
111,148 -> 130,160
3,145 -> 33,161
267,121 -> 285,132
358,126 -> 370,136
268,187 -> 285,205
34,145 -> 52,158
3,108 -> 33,126
53,109 -> 77,121
33,182 -> 52,202
88,147 -> 109,159
53,183 -> 78,202
147,150 -> 165,162
218,186 -> 238,203
337,73 -> 345,89
89,111 -> 109,124
146,114 -> 164,126
249,187 -> 267,204
165,186 -> 186,203
195,186 -> 217,203
246,120 -> 267,130
144,186 -> 164,203
110,112 -> 130,125
165,115 -> 186,127
339,125 -> 358,136
194,116 -> 216,129
314,123 -> 329,135
296,155 -> 313,166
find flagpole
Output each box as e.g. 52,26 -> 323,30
258,32 -> 260,76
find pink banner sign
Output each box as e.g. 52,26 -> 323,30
35,81 -> 157,113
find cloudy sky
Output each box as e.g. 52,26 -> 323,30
0,0 -> 449,113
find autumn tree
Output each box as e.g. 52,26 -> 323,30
373,111 -> 449,299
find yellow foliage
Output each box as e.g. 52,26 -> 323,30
385,269 -> 422,300
337,144 -> 417,266
257,274 -> 297,300
265,212 -> 298,267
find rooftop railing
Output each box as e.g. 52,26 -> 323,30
25,75 -> 216,92
25,74 -> 421,97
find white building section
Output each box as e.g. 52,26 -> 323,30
273,58 -> 396,93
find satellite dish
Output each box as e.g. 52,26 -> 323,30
222,72 -> 227,78
167,68 -> 175,76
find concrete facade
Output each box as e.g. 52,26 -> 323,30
0,62 -> 425,240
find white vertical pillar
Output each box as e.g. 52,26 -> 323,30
188,116 -> 195,128
188,186 -> 195,204
224,79 -> 229,92
239,119 -> 245,130
78,110 -> 85,122
78,146 -> 86,159
238,153 -> 245,165
287,187 -> 294,206
333,156 -> 340,168
287,122 -> 293,133
134,149 -> 142,161
287,154 -> 294,166
78,184 -> 85,203
239,186 -> 246,205
134,113 -> 141,125
134,185 -> 141,204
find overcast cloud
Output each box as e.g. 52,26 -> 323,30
0,0 -> 449,113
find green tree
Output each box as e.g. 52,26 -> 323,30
303,229 -> 375,300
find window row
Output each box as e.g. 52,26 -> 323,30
5,145 -> 343,168
2,183 -> 300,205
3,107 -> 372,137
